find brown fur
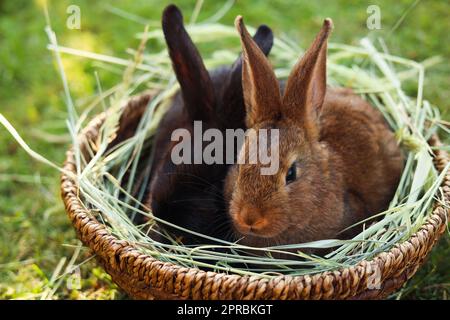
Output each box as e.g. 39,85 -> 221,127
224,17 -> 404,249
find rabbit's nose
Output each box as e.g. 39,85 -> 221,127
238,208 -> 267,233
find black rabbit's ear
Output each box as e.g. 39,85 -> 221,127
162,5 -> 215,121
219,25 -> 274,129
252,25 -> 275,56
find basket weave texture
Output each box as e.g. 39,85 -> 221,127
61,94 -> 449,300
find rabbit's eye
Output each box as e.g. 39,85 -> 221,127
285,162 -> 297,184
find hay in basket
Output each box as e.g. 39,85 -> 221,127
2,4 -> 449,299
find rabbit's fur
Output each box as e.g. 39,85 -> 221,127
224,17 -> 404,248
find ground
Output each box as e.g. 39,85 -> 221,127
0,0 -> 448,299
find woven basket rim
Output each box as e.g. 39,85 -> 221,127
60,94 -> 449,299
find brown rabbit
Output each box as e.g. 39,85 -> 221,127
224,16 -> 404,249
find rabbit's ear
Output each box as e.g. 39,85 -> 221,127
220,25 -> 274,129
282,19 -> 332,139
162,5 -> 215,121
252,25 -> 274,57
235,16 -> 282,128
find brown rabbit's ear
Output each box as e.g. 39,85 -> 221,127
282,19 -> 332,138
220,24 -> 274,129
162,5 -> 215,121
235,16 -> 282,128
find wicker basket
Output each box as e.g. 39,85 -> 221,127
61,94 -> 450,300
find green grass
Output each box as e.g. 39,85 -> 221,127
0,0 -> 448,299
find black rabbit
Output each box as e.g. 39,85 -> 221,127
145,5 -> 274,245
